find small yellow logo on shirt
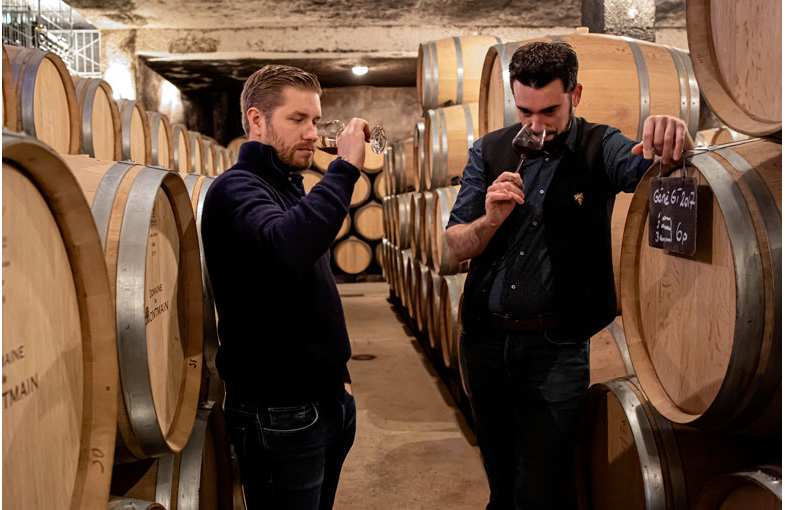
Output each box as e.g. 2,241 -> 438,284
574,193 -> 584,206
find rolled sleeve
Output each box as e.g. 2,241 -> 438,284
447,140 -> 488,228
602,127 -> 652,193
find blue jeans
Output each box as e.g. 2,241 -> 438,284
223,390 -> 356,510
460,329 -> 589,510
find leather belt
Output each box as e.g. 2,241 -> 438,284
489,313 -> 562,333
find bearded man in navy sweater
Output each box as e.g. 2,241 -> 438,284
201,64 -> 369,510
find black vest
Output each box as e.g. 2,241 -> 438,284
462,117 -> 617,339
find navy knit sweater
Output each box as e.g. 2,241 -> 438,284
201,141 -> 358,404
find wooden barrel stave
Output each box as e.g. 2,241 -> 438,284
2,45 -> 19,129
425,103 -> 478,189
439,272 -> 467,368
417,35 -> 502,110
620,138 -> 781,433
74,77 -> 122,161
170,124 -> 191,175
147,111 -> 173,170
5,44 -> 81,153
686,0 -> 781,136
354,201 -> 383,241
116,100 -> 152,165
3,133 -> 119,510
479,34 -> 702,140
62,155 -> 204,458
431,186 -> 467,274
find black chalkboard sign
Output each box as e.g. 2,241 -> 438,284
648,176 -> 698,256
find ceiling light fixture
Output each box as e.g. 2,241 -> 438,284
352,65 -> 369,76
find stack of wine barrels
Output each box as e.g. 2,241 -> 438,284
307,143 -> 386,277
581,3 -> 783,508
2,44 -> 244,509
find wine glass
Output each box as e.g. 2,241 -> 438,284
317,119 -> 387,155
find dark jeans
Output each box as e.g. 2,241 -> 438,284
460,328 -> 589,510
223,390 -> 356,510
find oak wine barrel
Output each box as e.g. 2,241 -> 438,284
301,169 -> 323,194
336,214 -> 351,240
373,171 -> 387,200
351,171 -> 372,208
187,131 -> 204,174
4,44 -> 81,153
478,33 -> 701,139
417,35 -> 501,111
408,192 -> 422,262
382,145 -> 395,195
695,466 -> 782,510
431,186 -> 467,275
686,0 -> 781,136
354,201 -> 384,241
61,153 -> 205,458
589,318 -> 634,385
117,99 -> 152,165
363,142 -> 384,173
170,124 -> 191,175
394,192 -> 413,249
611,192 -> 633,314
2,45 -> 19,129
147,111 -> 173,170
334,236 -> 372,274
413,120 -> 426,191
417,191 -> 435,266
110,403 -> 236,510
620,138 -> 781,434
410,261 -> 424,331
577,378 -> 756,510
227,136 -> 246,163
695,127 -> 750,147
313,146 -> 337,172
3,132 -> 119,510
200,136 -> 218,176
426,270 -> 444,352
73,77 -> 122,160
392,138 -> 417,193
184,174 -> 223,405
424,102 -> 478,189
439,272 -> 467,368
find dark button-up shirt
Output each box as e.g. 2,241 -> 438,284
447,120 -> 649,318
201,141 -> 359,405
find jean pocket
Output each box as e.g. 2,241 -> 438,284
263,403 -> 319,433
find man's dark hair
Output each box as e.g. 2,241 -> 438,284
508,41 -> 579,92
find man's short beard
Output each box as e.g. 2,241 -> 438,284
266,120 -> 312,170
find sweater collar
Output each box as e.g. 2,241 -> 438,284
236,140 -> 305,188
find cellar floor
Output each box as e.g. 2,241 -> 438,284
333,282 -> 488,510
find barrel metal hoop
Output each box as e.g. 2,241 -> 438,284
667,47 -> 690,134
678,50 -> 701,138
19,50 -> 45,138
739,469 -> 783,500
607,320 -> 635,376
463,103 -> 475,148
690,153 -> 765,422
437,108 -> 449,188
80,78 -> 103,156
424,43 -> 438,109
648,394 -> 690,509
625,38 -> 651,140
715,147 -> 781,421
177,406 -> 213,510
499,44 -> 518,128
116,165 -> 172,455
149,113 -> 160,166
155,454 -> 175,507
452,37 -> 465,104
91,161 -> 135,250
604,379 -> 668,510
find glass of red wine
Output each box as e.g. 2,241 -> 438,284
511,124 -> 547,174
317,119 -> 387,155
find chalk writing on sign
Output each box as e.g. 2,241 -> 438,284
648,176 -> 697,256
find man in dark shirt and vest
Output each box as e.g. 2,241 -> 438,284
445,42 -> 692,510
201,65 -> 370,509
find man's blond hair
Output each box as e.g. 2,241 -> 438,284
240,64 -> 322,135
